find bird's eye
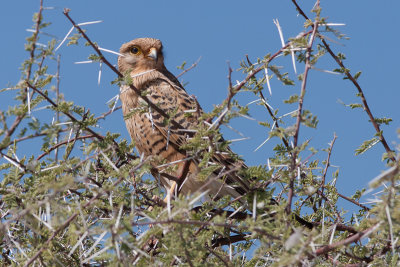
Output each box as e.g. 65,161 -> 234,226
130,46 -> 141,55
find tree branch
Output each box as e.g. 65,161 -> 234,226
287,20 -> 319,214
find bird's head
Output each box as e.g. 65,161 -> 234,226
118,38 -> 165,74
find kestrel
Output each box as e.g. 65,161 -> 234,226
118,38 -> 250,202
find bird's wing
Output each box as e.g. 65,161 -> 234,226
144,76 -> 200,150
144,72 -> 251,195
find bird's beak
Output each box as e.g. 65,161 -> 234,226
148,48 -> 158,61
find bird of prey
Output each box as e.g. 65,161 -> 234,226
118,38 -> 250,202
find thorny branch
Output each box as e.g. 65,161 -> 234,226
320,133 -> 337,203
2,0 -> 397,265
286,19 -> 319,215
337,192 -> 370,211
245,56 -> 291,150
23,160 -> 147,266
55,54 -> 61,161
321,134 -> 337,186
311,223 -> 380,259
26,81 -> 122,153
291,0 -> 395,162
132,219 -> 279,240
37,134 -> 95,160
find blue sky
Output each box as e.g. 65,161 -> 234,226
1,0 -> 400,213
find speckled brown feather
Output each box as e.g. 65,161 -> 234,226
118,38 -> 250,198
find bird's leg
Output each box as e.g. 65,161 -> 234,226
162,159 -> 191,203
146,160 -> 191,250
163,181 -> 176,204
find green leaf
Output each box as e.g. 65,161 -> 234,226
373,117 -> 392,126
284,94 -> 299,104
176,61 -> 186,70
88,54 -> 102,61
337,52 -> 346,60
338,99 -> 363,109
355,137 -> 380,155
354,71 -> 362,80
67,32 -> 82,46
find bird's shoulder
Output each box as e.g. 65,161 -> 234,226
140,69 -> 201,116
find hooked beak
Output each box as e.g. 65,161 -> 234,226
148,48 -> 158,61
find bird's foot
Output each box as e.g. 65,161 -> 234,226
144,236 -> 159,254
148,195 -> 167,212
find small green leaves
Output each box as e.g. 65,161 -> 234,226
355,137 -> 380,155
301,110 -> 318,128
88,54 -> 102,62
333,67 -> 350,74
56,100 -> 74,114
337,52 -> 346,60
354,71 -> 362,80
268,65 -> 295,86
284,94 -> 299,104
373,117 -> 392,126
310,44 -> 326,65
348,103 -> 363,109
338,99 -> 363,109
111,76 -> 124,86
347,103 -> 363,109
67,32 -> 82,46
34,75 -> 53,88
177,61 -> 186,70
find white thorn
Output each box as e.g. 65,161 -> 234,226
252,193 -> 257,220
55,26 -> 74,51
74,60 -> 94,64
77,20 -> 103,26
83,231 -> 107,257
329,224 -> 337,245
100,150 -> 119,172
82,245 -> 112,264
264,67 -> 272,95
208,108 -> 228,130
40,165 -> 60,172
273,19 -> 285,47
156,156 -> 194,169
99,47 -> 124,57
3,155 -> 23,171
27,88 -> 31,116
321,23 -> 346,26
98,61 -> 102,86
68,231 -> 88,256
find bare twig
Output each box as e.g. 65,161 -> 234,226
286,20 -> 319,215
37,135 -> 95,160
320,134 -> 337,203
176,57 -> 202,78
337,192 -> 370,211
96,105 -> 122,120
321,39 -> 395,161
55,54 -> 61,161
311,223 -> 380,258
212,234 -> 248,248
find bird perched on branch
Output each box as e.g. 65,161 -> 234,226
118,38 -> 250,203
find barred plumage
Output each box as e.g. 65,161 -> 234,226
118,38 -> 250,201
